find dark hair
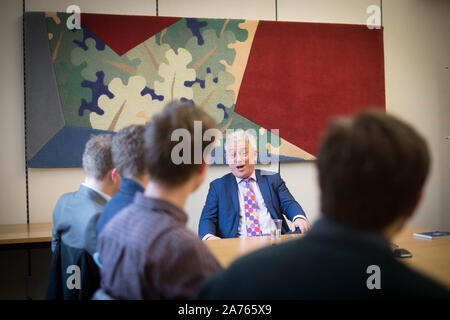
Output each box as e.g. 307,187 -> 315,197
317,109 -> 430,231
112,124 -> 146,178
82,134 -> 114,180
144,101 -> 217,187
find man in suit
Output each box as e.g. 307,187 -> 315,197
97,102 -> 221,299
196,110 -> 450,299
48,134 -> 120,299
96,124 -> 149,235
199,130 -> 310,240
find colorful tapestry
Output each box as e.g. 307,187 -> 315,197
25,12 -> 385,168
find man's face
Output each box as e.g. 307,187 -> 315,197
226,140 -> 256,179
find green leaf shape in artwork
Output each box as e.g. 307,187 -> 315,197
90,48 -> 197,131
71,38 -> 140,85
126,37 -> 171,88
185,26 -> 237,80
155,18 -> 195,52
192,71 -> 235,124
90,75 -> 153,132
46,12 -> 91,128
206,19 -> 248,43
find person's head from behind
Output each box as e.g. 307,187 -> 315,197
317,109 -> 430,239
225,130 -> 258,179
144,101 -> 217,194
82,134 -> 120,196
112,124 -> 149,187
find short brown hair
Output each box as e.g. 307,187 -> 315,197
317,109 -> 430,231
82,134 -> 114,180
144,101 -> 217,187
112,124 -> 146,178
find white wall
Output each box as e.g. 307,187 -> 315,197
25,0 -> 157,15
383,0 -> 450,230
1,0 -> 449,233
0,0 -> 27,225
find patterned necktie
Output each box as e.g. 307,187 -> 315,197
242,177 -> 262,237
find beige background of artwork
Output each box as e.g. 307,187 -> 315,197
0,0 -> 449,236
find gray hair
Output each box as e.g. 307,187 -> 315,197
112,124 -> 146,178
225,129 -> 257,153
82,134 -> 114,180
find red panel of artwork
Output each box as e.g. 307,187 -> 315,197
235,21 -> 385,156
80,13 -> 182,56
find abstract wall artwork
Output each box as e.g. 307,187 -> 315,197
25,12 -> 385,168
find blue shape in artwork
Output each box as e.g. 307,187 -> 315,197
213,77 -> 218,83
73,25 -> 106,51
27,126 -> 115,168
217,103 -> 229,119
184,78 -> 205,89
79,71 -> 114,116
206,67 -> 211,74
180,97 -> 194,104
27,127 -> 304,168
140,86 -> 164,101
186,18 -> 208,45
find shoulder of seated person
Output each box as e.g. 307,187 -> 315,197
257,169 -> 280,178
211,173 -> 233,185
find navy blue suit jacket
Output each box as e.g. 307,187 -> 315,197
198,170 -> 306,238
96,178 -> 145,235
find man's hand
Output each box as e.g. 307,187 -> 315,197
290,217 -> 311,234
206,235 -> 221,240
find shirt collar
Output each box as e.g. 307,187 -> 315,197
81,182 -> 111,202
235,170 -> 257,184
120,177 -> 145,194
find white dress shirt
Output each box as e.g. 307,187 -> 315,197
235,171 -> 275,237
81,183 -> 111,202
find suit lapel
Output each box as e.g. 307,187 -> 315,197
227,173 -> 240,218
255,170 -> 275,218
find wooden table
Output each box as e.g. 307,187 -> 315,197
0,223 -> 53,246
392,226 -> 450,288
205,226 -> 450,288
0,223 -> 448,287
204,233 -> 303,268
0,223 -> 53,299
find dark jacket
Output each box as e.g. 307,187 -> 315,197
199,169 -> 306,238
96,178 -> 144,235
196,218 -> 450,299
46,242 -> 100,300
98,194 -> 221,299
47,184 -> 106,300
